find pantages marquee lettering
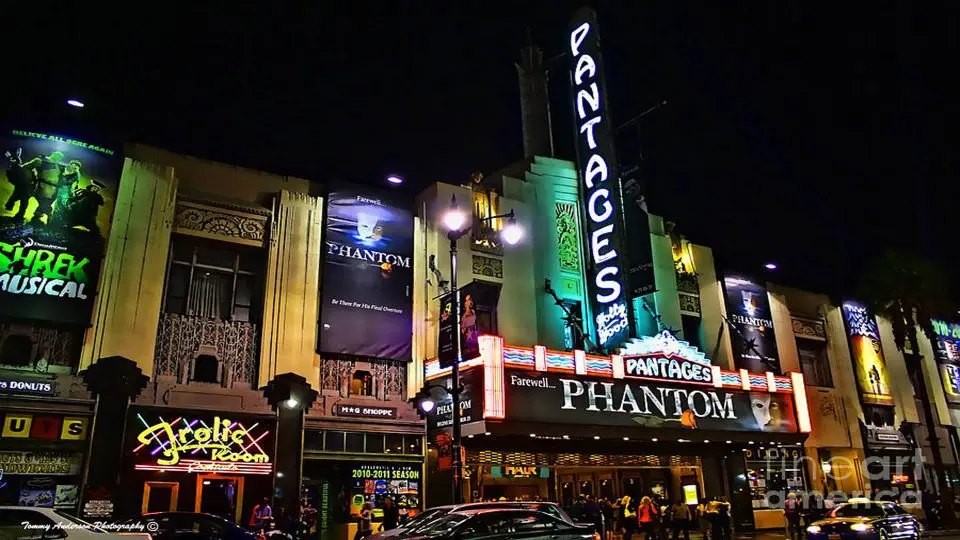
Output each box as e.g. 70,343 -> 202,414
136,416 -> 269,466
326,241 -> 411,268
621,331 -> 713,384
560,378 -> 736,420
570,12 -> 628,348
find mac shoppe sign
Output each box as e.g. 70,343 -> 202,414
504,369 -> 798,433
570,7 -> 631,351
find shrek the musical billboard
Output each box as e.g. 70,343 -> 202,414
0,128 -> 121,324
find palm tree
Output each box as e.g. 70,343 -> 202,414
859,250 -> 955,524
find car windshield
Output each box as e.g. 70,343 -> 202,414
831,503 -> 885,518
54,510 -> 106,533
404,508 -> 449,532
415,513 -> 470,535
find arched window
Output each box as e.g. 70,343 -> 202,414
192,354 -> 219,383
350,370 -> 373,396
0,335 -> 32,367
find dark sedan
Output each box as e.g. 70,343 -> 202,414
368,501 -> 578,539
403,508 -> 598,540
139,512 -> 257,540
806,501 -> 921,540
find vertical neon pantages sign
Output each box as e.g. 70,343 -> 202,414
569,8 -> 629,350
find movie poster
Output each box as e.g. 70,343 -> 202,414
841,301 -> 894,406
437,291 -> 457,368
319,185 -> 413,361
723,274 -> 781,374
0,128 -> 121,325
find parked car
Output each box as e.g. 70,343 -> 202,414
806,501 -> 921,540
368,501 -> 577,539
0,506 -> 152,540
402,508 -> 598,540
138,512 -> 256,540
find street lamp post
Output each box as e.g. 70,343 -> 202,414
440,194 -> 522,504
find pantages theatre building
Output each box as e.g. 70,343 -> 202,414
412,5 -> 960,533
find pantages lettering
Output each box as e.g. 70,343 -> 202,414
570,13 -> 628,348
0,242 -> 89,299
624,356 -> 712,384
326,241 -> 411,268
560,378 -> 736,420
136,416 -> 269,466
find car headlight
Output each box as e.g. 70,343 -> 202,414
806,525 -> 821,533
850,523 -> 873,532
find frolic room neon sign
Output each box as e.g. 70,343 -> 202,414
132,415 -> 272,475
570,8 -> 630,349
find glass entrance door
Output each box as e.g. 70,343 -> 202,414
195,474 -> 244,523
142,482 -> 180,513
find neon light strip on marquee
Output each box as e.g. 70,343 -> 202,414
426,337 -> 795,393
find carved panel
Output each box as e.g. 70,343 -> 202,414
154,314 -> 259,387
472,255 -> 503,279
174,201 -> 267,247
676,273 -> 700,295
792,317 -> 827,340
555,202 -> 581,273
678,293 -> 701,317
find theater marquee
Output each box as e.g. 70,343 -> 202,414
424,334 -> 811,435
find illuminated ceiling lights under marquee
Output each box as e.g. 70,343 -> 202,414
131,414 -> 272,475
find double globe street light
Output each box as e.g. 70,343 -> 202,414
422,194 -> 522,504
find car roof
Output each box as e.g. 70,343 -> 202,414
450,508 -> 555,517
452,502 -> 557,509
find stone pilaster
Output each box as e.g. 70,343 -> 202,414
258,190 -> 323,387
80,159 -> 178,375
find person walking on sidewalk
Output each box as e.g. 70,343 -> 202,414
785,492 -> 803,540
669,498 -> 691,540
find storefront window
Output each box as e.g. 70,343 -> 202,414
385,434 -> 404,454
0,414 -> 89,513
744,446 -> 807,509
304,431 -> 423,456
326,431 -> 345,452
346,432 -> 365,453
366,434 -> 384,454
405,435 -> 422,455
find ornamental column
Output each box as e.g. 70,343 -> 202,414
79,356 -> 149,518
80,159 -> 178,375
263,373 -> 319,519
258,191 -> 324,388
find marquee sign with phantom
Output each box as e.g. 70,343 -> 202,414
0,128 -> 122,325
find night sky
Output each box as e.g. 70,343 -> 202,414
4,2 -> 958,298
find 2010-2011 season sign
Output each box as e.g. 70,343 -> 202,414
0,128 -> 122,325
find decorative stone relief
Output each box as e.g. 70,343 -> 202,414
174,201 -> 267,246
472,255 -> 503,279
792,317 -> 826,340
555,202 -> 581,273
